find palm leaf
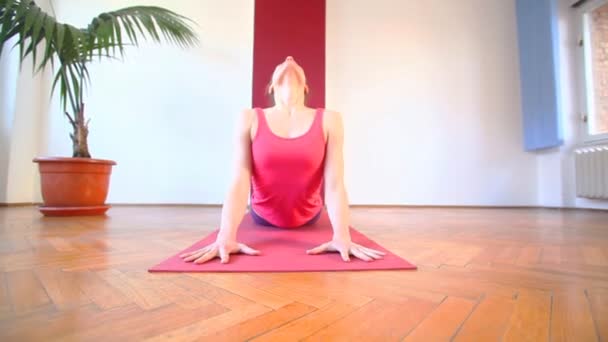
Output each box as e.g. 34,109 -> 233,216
22,2 -> 39,34
111,16 -> 123,57
29,10 -> 44,64
85,6 -> 198,56
0,0 -> 199,142
39,11 -> 55,71
55,23 -> 65,54
120,15 -> 138,47
0,1 -> 25,56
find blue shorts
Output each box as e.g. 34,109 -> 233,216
250,208 -> 322,228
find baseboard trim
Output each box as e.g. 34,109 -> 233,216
109,203 -> 223,208
1,202 -> 606,211
0,202 -> 37,207
348,204 -> 538,209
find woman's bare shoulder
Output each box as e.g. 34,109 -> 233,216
321,108 -> 343,125
241,107 -> 258,115
321,108 -> 341,116
235,108 -> 257,132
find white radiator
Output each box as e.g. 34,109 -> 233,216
575,145 -> 608,199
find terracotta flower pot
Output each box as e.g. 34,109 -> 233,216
32,157 -> 117,216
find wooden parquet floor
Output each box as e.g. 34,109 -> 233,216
0,205 -> 607,341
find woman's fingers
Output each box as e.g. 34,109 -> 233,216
180,243 -> 262,265
363,250 -> 383,260
351,243 -> 385,256
180,248 -> 204,259
340,248 -> 351,262
183,250 -> 208,262
351,243 -> 385,259
305,241 -> 349,261
359,247 -> 384,260
350,247 -> 372,262
239,243 -> 261,256
306,242 -> 330,255
181,246 -> 211,259
184,241 -> 383,264
351,245 -> 383,261
195,249 -> 218,264
219,246 -> 230,264
306,241 -> 350,262
305,241 -> 385,262
362,246 -> 386,256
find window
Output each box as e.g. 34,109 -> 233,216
581,0 -> 608,141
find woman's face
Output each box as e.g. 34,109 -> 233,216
271,57 -> 307,106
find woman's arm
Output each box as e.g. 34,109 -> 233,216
217,109 -> 255,242
323,110 -> 352,241
306,110 -> 385,262
180,109 -> 260,264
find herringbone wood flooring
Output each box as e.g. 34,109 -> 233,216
1,205 -> 607,341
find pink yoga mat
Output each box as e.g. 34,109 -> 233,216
148,211 -> 416,273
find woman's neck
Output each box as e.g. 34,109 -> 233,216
273,101 -> 306,116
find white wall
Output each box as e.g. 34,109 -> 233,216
0,0 -> 49,203
0,38 -> 19,203
326,0 -> 538,205
536,0 -> 608,210
2,0 -> 605,208
38,0 -> 255,204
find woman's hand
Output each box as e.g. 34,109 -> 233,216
179,239 -> 261,264
306,236 -> 386,262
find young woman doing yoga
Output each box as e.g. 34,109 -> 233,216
180,56 -> 385,264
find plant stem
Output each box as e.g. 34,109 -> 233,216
69,103 -> 91,158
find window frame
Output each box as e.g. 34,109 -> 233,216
578,0 -> 608,143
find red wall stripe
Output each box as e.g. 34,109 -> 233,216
252,0 -> 326,109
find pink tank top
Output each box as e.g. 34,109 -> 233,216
250,107 -> 326,228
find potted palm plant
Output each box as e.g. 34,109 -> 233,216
0,0 -> 198,216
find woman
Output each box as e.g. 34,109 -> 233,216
180,56 -> 385,264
